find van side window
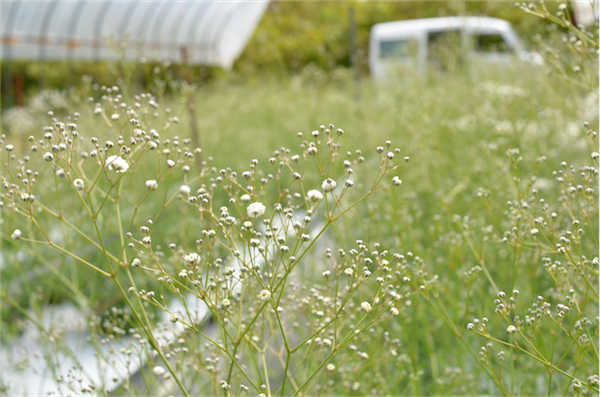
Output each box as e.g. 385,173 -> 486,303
379,39 -> 418,59
474,34 -> 512,52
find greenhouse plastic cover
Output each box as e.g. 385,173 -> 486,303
0,0 -> 269,69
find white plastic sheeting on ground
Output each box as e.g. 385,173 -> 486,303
0,0 -> 269,69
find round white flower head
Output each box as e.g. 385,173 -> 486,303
184,252 -> 200,266
322,178 -> 337,192
360,301 -> 372,313
152,366 -> 166,376
390,307 -> 399,316
258,289 -> 272,301
180,185 -> 191,195
146,180 -> 158,190
240,194 -> 251,203
11,229 -> 22,240
166,159 -> 175,168
222,298 -> 231,307
43,152 -> 54,162
530,228 -> 539,236
326,363 -> 336,371
73,178 -> 85,191
247,202 -> 266,218
307,189 -> 324,202
392,176 -> 402,186
507,325 -> 517,334
106,155 -> 129,173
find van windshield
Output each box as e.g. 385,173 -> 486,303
379,39 -> 418,59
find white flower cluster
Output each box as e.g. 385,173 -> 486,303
106,155 -> 129,173
247,202 -> 266,218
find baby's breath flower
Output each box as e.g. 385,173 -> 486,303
344,268 -> 353,276
307,189 -> 324,202
360,301 -> 373,313
145,180 -> 158,190
106,155 -> 129,173
507,325 -> 518,334
166,159 -> 175,168
180,185 -> 191,195
326,363 -> 336,371
247,202 -> 266,218
222,299 -> 231,307
322,178 -> 337,192
152,366 -> 166,376
392,176 -> 402,186
241,194 -> 251,203
530,228 -> 539,236
322,270 -> 331,278
43,152 -> 54,161
184,252 -> 200,266
73,178 -> 85,191
258,289 -> 272,301
390,307 -> 399,316
11,229 -> 22,240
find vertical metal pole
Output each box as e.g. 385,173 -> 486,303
3,0 -> 22,108
349,7 -> 360,103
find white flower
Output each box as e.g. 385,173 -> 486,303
507,325 -> 518,334
322,270 -> 331,278
392,176 -> 402,186
322,178 -> 337,192
343,268 -> 353,276
258,289 -> 272,301
11,229 -> 22,240
390,307 -> 399,316
146,180 -> 158,190
184,252 -> 200,266
360,301 -> 372,313
180,185 -> 191,195
240,194 -> 251,203
43,152 -> 54,161
307,189 -> 324,202
222,299 -> 231,307
247,202 -> 266,218
326,364 -> 336,371
166,159 -> 175,168
530,228 -> 539,236
152,366 -> 166,376
106,155 -> 129,173
73,178 -> 85,191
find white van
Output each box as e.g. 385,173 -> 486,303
369,16 -> 543,79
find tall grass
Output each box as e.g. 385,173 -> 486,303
1,8 -> 598,396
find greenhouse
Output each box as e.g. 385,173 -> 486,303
1,0 -> 269,68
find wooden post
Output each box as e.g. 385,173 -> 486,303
349,6 -> 361,104
181,46 -> 202,164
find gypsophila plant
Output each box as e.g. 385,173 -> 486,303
0,86 -> 413,396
